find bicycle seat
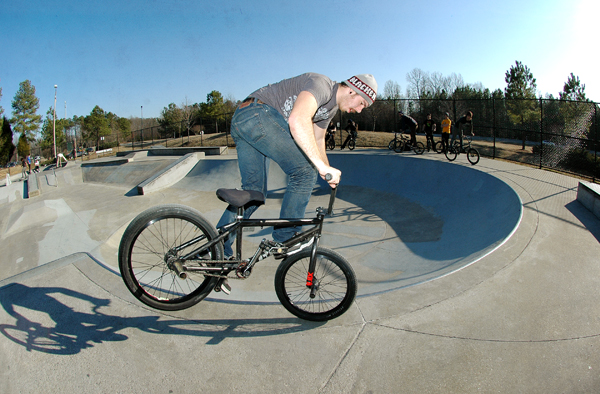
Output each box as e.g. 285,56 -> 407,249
216,188 -> 265,208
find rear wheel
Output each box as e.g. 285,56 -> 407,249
274,248 -> 357,321
118,204 -> 222,311
348,139 -> 356,150
414,141 -> 425,155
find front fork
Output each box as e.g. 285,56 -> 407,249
306,227 -> 322,299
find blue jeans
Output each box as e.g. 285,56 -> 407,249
216,101 -> 318,256
450,125 -> 464,149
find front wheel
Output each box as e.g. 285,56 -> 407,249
274,248 -> 357,321
467,148 -> 480,165
326,137 -> 335,150
445,147 -> 458,161
348,139 -> 356,150
434,141 -> 444,154
394,140 -> 405,153
414,141 -> 425,155
118,204 -> 222,311
388,139 -> 396,150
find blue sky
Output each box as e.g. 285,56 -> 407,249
1,0 -> 597,122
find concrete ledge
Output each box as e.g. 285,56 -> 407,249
117,146 -> 227,157
577,181 -> 600,220
80,157 -> 131,166
136,152 -> 204,195
27,172 -> 41,198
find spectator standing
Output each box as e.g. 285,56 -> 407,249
20,157 -> 27,180
423,114 -> 436,151
441,112 -> 452,152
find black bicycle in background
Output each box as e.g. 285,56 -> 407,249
118,180 -> 357,322
388,132 -> 425,155
444,135 -> 480,165
326,129 -> 336,150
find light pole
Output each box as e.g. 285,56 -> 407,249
53,85 -> 57,162
141,106 -> 144,149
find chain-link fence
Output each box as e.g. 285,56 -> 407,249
26,97 -> 599,182
333,97 -> 600,182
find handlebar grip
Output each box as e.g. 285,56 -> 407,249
325,173 -> 332,181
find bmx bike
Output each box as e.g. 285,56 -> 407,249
340,132 -> 356,150
118,181 -> 357,322
326,129 -> 336,150
444,135 -> 480,165
388,132 -> 425,154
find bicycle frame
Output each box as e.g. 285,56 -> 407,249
173,187 -> 338,287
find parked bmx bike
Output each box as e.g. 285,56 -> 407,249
388,132 -> 425,154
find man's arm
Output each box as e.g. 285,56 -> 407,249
288,91 -> 340,186
313,124 -> 329,166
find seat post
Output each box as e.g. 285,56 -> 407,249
235,206 -> 244,259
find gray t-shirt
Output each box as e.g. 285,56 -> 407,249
250,73 -> 339,129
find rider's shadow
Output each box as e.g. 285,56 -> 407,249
0,283 -> 322,355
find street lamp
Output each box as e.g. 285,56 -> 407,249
53,85 -> 57,162
141,105 -> 144,149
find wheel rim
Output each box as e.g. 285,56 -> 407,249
282,255 -> 349,315
128,217 -> 215,302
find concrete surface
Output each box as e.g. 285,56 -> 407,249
1,149 -> 600,393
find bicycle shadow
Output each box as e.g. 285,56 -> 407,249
0,283 -> 323,355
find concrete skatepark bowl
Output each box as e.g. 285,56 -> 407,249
155,151 -> 523,302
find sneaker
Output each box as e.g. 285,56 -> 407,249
273,237 -> 315,259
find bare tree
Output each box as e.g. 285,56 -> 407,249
383,80 -> 403,99
406,68 -> 429,100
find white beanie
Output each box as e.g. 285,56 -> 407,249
346,74 -> 378,105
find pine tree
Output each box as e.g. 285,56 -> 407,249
0,116 -> 17,165
17,133 -> 30,159
504,61 -> 540,149
559,73 -> 587,102
11,80 -> 42,142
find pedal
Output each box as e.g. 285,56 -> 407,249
215,278 -> 231,295
264,240 -> 287,259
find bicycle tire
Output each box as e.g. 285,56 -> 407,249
467,148 -> 480,165
434,141 -> 444,154
274,247 -> 357,321
118,204 -> 222,311
394,140 -> 405,153
327,137 -> 335,150
414,141 -> 425,155
388,139 -> 396,150
348,139 -> 356,150
445,147 -> 458,161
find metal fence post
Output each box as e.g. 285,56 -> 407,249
492,98 -> 496,159
595,104 -> 598,183
539,98 -> 543,169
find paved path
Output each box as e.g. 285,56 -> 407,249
1,149 -> 599,393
